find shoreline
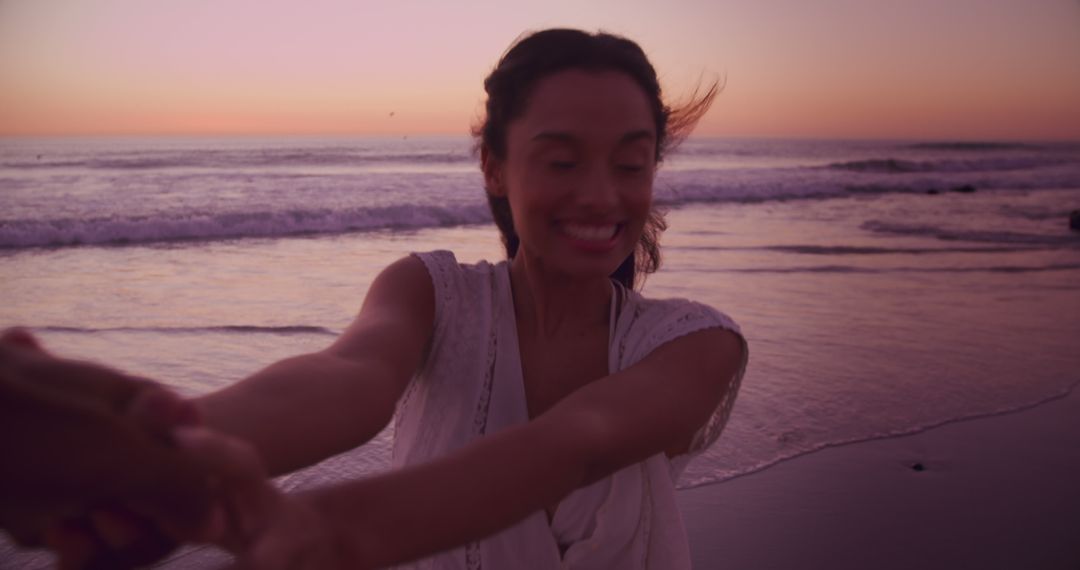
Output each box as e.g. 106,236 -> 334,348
678,382 -> 1080,569
685,379 -> 1080,490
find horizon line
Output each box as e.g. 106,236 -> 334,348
2,131 -> 1077,144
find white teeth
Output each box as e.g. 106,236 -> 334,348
562,223 -> 617,241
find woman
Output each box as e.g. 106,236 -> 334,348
5,28 -> 747,569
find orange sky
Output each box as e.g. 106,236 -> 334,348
1,0 -> 1078,140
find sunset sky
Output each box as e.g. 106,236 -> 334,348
1,0 -> 1078,140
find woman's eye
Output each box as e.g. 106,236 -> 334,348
549,161 -> 577,170
617,164 -> 645,173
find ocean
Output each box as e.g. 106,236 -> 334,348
2,134 -> 1079,497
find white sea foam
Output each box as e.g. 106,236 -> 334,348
0,204 -> 493,248
2,136 -> 1079,249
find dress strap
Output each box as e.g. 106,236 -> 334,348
608,279 -> 628,342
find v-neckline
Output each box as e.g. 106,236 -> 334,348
501,264 -> 623,508
502,263 -> 621,418
484,264 -> 631,563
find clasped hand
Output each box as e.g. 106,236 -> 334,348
0,329 -> 347,569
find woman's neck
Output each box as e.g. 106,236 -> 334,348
509,253 -> 612,340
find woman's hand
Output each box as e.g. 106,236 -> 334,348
0,327 -> 216,568
174,427 -> 356,570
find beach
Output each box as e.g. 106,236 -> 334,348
1,135 -> 1078,568
5,390 -> 1077,569
679,387 -> 1080,569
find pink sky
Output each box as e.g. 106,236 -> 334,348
1,0 -> 1078,140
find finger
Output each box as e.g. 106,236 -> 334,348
127,383 -> 203,440
236,536 -> 319,570
223,556 -> 257,570
44,520 -> 98,570
84,508 -> 179,569
187,503 -> 229,544
123,463 -> 218,542
0,327 -> 45,352
17,357 -> 154,416
244,520 -> 337,570
0,334 -> 178,422
145,496 -> 228,546
238,492 -> 343,570
172,427 -> 278,543
172,427 -> 267,486
247,538 -> 309,570
89,508 -> 142,551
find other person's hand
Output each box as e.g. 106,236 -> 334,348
0,327 -> 216,568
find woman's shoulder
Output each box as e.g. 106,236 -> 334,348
408,251 -> 508,327
410,250 -> 504,281
624,290 -> 742,336
617,289 -> 744,369
409,250 -> 509,294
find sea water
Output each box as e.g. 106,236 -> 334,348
2,135 -> 1079,495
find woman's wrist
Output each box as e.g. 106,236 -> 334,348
294,488 -> 375,570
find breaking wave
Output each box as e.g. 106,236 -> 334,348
0,204 -> 492,249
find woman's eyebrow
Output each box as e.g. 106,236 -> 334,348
530,131 -> 577,144
530,130 -> 655,144
620,130 -> 655,144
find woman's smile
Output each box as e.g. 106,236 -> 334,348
557,221 -> 622,252
559,221 -> 619,242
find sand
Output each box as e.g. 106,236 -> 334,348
678,387 -> 1080,569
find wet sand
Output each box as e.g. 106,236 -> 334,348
679,387 -> 1080,569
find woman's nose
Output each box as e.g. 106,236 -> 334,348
577,164 -> 619,211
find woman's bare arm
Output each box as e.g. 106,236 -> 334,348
196,255 -> 435,476
301,326 -> 744,568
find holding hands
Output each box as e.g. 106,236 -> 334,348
0,328 -> 348,569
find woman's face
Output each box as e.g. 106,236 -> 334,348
487,69 -> 656,281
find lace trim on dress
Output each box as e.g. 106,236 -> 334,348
617,302 -> 642,368
395,252 -> 454,441
641,302 -> 746,456
473,329 -> 497,437
464,267 -> 502,569
689,344 -> 745,454
414,251 -> 455,329
639,465 -> 653,568
394,253 -> 452,454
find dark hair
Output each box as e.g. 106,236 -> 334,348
474,28 -> 718,289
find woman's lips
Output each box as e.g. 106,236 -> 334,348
559,222 -> 621,252
560,222 -> 618,241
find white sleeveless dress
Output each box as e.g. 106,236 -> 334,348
393,251 -> 747,570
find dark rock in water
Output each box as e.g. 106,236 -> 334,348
925,188 -> 941,195
911,462 -> 926,472
950,185 -> 976,193
1070,210 -> 1080,232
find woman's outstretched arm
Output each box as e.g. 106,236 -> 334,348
0,255 -> 434,566
218,325 -> 744,569
196,255 -> 435,476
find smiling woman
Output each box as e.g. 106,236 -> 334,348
477,29 -> 719,289
362,33 -> 744,568
484,70 -> 656,284
1,29 -> 746,570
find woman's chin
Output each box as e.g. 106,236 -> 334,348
550,248 -> 634,283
